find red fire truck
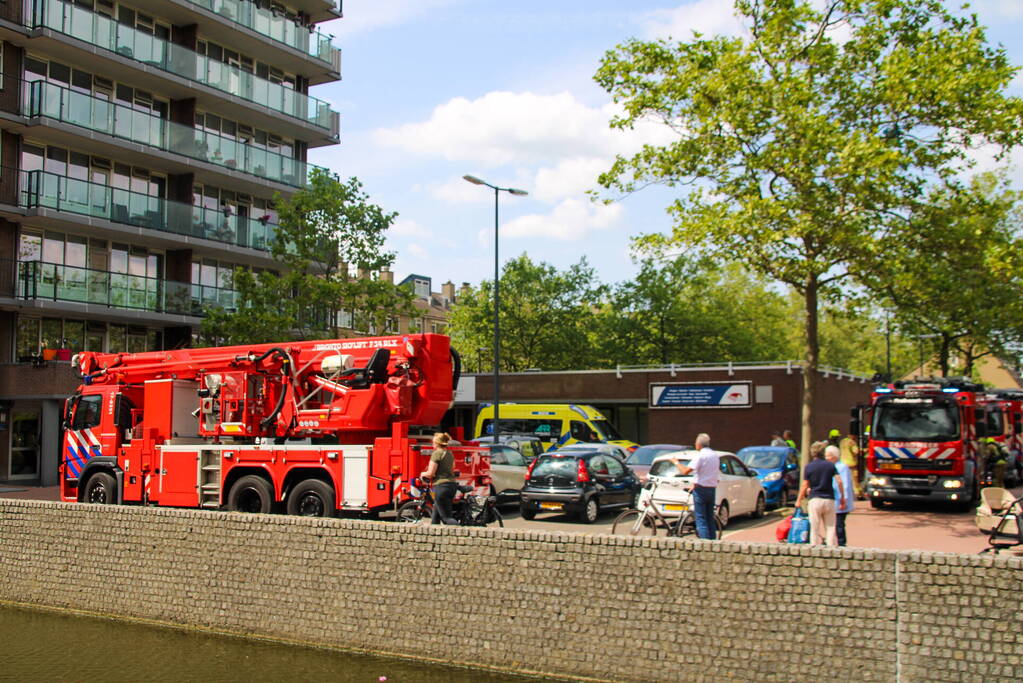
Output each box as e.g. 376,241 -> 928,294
856,377 -> 986,510
982,389 -> 1023,487
60,334 -> 488,516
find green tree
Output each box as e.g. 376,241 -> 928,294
596,256 -> 794,365
594,0 -> 1022,461
448,255 -> 604,372
867,173 -> 1023,377
200,169 -> 414,344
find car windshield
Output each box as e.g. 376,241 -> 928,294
649,460 -> 689,478
591,419 -> 624,442
874,399 -> 959,442
737,450 -> 784,469
627,445 -> 679,466
531,457 -> 579,478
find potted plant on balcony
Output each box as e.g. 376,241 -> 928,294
56,338 -> 72,362
40,342 -> 57,362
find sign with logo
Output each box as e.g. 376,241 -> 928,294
649,382 -> 753,409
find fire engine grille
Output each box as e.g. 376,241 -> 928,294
878,459 -> 954,471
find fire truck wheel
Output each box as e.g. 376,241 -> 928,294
287,479 -> 337,518
227,475 -> 274,514
83,471 -> 116,504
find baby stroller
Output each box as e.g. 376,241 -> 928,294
975,487 -> 1023,554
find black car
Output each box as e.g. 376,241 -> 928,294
519,450 -> 641,523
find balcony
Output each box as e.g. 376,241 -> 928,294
183,0 -> 341,76
24,79 -> 321,188
8,258 -> 237,317
30,0 -> 339,139
14,168 -> 278,253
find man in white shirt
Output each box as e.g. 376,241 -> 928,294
670,433 -> 719,539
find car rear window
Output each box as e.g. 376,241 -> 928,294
531,457 -> 579,478
649,460 -> 689,478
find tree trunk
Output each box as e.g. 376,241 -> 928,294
800,277 -> 819,470
938,334 -> 952,377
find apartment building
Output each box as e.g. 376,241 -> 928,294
0,0 -> 342,483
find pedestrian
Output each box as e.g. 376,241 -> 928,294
839,430 -> 863,499
770,431 -> 787,447
827,428 -> 841,449
984,438 -> 1008,489
420,432 -> 458,524
670,433 -> 719,540
826,445 -> 854,546
794,440 -> 845,547
783,429 -> 797,450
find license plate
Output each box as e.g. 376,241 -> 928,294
664,504 -> 689,511
539,502 -> 563,510
879,462 -> 902,470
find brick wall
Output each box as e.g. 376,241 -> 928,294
1,499 -> 1020,682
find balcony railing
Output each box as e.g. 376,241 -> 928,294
25,79 -> 320,188
185,0 -> 340,71
13,168 -> 278,252
10,259 -> 238,316
30,0 -> 338,134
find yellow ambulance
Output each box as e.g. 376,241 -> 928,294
473,403 -> 638,453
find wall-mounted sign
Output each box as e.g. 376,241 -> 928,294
649,382 -> 752,409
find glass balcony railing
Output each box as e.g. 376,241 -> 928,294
15,168 -> 278,252
13,259 -> 238,316
25,79 -> 321,187
30,0 -> 337,133
185,0 -> 340,69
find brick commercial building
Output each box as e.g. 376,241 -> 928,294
451,362 -> 873,452
0,0 -> 342,484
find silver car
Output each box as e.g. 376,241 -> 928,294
485,444 -> 529,502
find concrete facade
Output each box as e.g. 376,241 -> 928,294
454,365 -> 872,451
2,498 -> 1020,682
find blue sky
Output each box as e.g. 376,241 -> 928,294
308,1 -> 1023,290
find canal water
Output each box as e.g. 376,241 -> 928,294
0,605 -> 551,682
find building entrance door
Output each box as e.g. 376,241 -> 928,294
9,411 -> 40,480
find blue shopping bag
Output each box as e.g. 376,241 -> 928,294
786,508 -> 810,544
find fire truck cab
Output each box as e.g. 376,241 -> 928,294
855,378 -> 985,510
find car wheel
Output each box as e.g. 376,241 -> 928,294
752,493 -> 766,519
519,504 -> 536,521
579,497 -> 599,524
716,501 -> 730,528
869,498 -> 885,509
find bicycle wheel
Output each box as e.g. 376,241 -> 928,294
611,509 -> 659,536
673,511 -> 696,537
396,500 -> 429,523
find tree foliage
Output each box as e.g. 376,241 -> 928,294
448,255 -> 605,372
200,169 -> 414,344
594,0 -> 1023,459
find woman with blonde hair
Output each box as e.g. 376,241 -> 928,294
420,432 -> 458,524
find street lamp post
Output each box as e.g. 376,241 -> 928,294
463,174 -> 528,446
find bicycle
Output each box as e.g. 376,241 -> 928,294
395,478 -> 504,527
611,479 -> 723,539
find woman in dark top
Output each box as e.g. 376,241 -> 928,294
420,432 -> 458,525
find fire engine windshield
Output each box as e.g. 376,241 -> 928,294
872,399 -> 959,442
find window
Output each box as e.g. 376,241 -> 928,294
71,395 -> 103,430
605,458 -> 625,477
589,456 -> 610,476
489,448 -> 507,465
479,418 -> 563,440
570,421 -> 599,443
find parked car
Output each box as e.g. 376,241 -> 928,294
637,450 -> 766,527
472,434 -> 544,463
625,443 -> 684,482
483,443 -> 530,502
519,449 -> 642,523
735,446 -> 800,508
557,442 -> 631,462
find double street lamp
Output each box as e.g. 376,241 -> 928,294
463,174 -> 528,445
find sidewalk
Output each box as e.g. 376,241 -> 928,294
0,486 -> 60,501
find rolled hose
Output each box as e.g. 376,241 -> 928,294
451,347 -> 461,391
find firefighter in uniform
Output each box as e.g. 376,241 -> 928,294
839,430 -> 863,499
984,437 -> 1008,489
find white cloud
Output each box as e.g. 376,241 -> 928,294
502,199 -> 624,242
532,157 -> 611,203
389,218 -> 432,238
327,0 -> 462,38
373,91 -> 674,167
641,0 -> 744,40
407,243 -> 429,258
972,0 -> 1023,20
